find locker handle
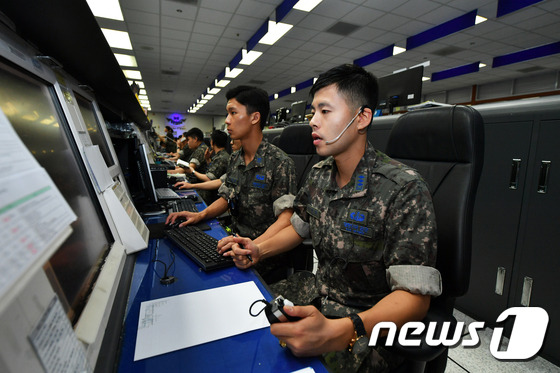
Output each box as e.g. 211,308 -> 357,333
520,276 -> 533,306
537,160 -> 551,194
509,159 -> 521,190
495,267 -> 506,295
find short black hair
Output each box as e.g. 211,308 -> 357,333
226,85 -> 270,130
210,130 -> 228,148
185,127 -> 204,141
165,125 -> 173,132
310,64 -> 378,112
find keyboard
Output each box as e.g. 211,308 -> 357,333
164,225 -> 234,271
168,198 -> 198,213
156,187 -> 180,200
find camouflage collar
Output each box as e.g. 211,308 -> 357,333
323,142 -> 378,196
239,139 -> 268,169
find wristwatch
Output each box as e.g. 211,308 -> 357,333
346,313 -> 367,352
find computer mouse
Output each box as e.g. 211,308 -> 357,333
165,218 -> 186,229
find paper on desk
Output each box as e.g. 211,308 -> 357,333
134,281 -> 270,361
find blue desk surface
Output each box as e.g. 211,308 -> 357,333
117,213 -> 328,373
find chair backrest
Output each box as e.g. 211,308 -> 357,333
385,106 -> 484,301
277,124 -> 323,190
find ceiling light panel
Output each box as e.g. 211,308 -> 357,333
101,28 -> 133,50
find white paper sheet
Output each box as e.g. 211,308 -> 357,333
28,296 -> 90,373
0,109 -> 77,311
134,281 -> 270,361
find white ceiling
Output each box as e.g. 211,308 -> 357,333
98,0 -> 560,116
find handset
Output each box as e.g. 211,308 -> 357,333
264,295 -> 300,323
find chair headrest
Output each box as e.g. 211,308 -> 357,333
386,106 -> 482,164
277,124 -> 316,155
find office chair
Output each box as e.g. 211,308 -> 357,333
384,105 -> 484,373
277,124 -> 323,272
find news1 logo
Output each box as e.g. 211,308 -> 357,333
369,307 -> 549,360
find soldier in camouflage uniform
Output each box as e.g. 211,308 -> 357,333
227,64 -> 442,372
167,85 -> 297,284
181,127 -> 208,175
185,130 -> 230,204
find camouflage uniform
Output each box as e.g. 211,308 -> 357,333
188,142 -> 208,174
272,143 -> 442,373
218,140 -> 297,284
198,149 -> 229,204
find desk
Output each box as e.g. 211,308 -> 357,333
116,212 -> 328,373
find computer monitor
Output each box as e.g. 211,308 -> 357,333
290,100 -> 307,122
124,140 -> 165,214
377,66 -> 424,114
75,93 -> 116,168
0,58 -> 113,324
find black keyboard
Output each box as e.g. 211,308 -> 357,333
168,198 -> 198,213
164,225 -> 234,271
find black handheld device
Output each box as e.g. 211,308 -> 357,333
263,296 -> 301,323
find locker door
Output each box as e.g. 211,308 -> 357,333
456,121 -> 533,323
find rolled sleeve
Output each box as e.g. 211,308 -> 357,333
273,194 -> 295,216
386,265 -> 442,296
218,181 -> 231,198
290,212 -> 310,239
207,172 -> 217,180
190,158 -> 200,167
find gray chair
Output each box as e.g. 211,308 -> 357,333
277,124 -> 323,272
384,105 -> 484,372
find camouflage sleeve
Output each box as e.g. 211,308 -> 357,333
290,176 -> 312,238
189,147 -> 205,168
387,265 -> 442,296
384,178 -> 441,296
206,152 -> 228,180
269,156 -> 297,213
217,155 -> 236,201
273,194 -> 295,216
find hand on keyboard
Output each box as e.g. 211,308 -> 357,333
166,210 -> 205,227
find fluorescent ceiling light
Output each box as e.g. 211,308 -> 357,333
393,46 -> 406,55
215,78 -> 231,87
114,53 -> 137,67
294,0 -> 323,12
274,93 -> 279,99
139,89 -> 147,95
225,67 -> 243,78
86,0 -> 123,21
102,28 -> 132,50
411,60 -> 430,68
291,87 -> 296,94
239,49 -> 262,65
123,69 -> 142,80
479,63 -> 487,68
138,94 -> 148,100
208,87 -> 221,94
259,21 -> 293,45
199,99 -> 208,104
422,76 -> 431,81
203,94 -> 214,100
475,15 -> 487,24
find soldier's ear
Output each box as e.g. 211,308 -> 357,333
250,111 -> 261,126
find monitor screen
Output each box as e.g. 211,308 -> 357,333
135,142 -> 159,206
75,93 -> 116,168
377,66 -> 424,113
0,59 -> 113,324
290,100 -> 307,122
